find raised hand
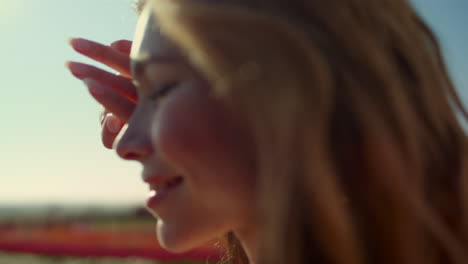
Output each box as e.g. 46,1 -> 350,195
67,38 -> 137,149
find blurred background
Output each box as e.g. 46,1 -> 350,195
0,0 -> 466,263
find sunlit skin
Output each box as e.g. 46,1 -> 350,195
67,2 -> 260,262
114,3 -> 260,259
66,1 -> 468,263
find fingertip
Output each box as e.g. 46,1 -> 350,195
69,38 -> 91,52
67,37 -> 75,46
65,60 -> 83,79
82,77 -> 94,86
83,78 -> 106,96
68,37 -> 81,48
106,115 -> 123,134
109,40 -> 120,49
65,60 -> 78,70
102,118 -> 120,149
102,133 -> 115,149
67,61 -> 89,80
110,40 -> 132,54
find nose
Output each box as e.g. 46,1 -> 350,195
116,113 -> 153,161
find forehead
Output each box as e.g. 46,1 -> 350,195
131,0 -> 238,61
130,3 -> 181,66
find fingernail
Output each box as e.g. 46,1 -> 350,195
83,78 -> 105,95
71,38 -> 90,52
110,41 -> 121,50
67,62 -> 89,79
106,116 -> 122,134
67,37 -> 75,46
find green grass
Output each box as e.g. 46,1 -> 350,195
0,253 -> 207,264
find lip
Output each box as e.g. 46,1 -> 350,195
143,174 -> 184,210
142,173 -> 178,187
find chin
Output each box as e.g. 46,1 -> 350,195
156,219 -> 224,253
156,219 -> 200,253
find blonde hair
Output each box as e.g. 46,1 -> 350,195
149,0 -> 468,263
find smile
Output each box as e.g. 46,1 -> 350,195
150,176 -> 184,192
145,175 -> 184,210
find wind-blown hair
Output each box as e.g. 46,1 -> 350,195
149,0 -> 468,263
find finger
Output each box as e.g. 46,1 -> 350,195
102,114 -> 124,149
67,61 -> 137,102
69,38 -> 132,77
110,40 -> 132,55
83,78 -> 135,123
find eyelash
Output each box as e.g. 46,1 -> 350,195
149,82 -> 178,101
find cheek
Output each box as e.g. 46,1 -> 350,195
151,85 -> 256,197
153,87 -> 226,168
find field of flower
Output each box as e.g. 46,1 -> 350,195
0,205 -> 221,264
0,253 -> 203,264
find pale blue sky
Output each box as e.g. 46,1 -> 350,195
1,0 -> 142,205
0,0 -> 466,205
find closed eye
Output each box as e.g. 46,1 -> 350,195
149,82 -> 178,101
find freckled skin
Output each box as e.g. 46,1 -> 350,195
117,4 -> 257,253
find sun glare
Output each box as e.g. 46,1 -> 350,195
0,0 -> 21,24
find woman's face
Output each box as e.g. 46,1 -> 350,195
116,4 -> 257,252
